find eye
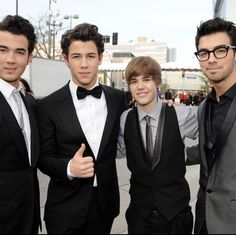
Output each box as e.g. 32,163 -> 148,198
16,50 -> 26,56
88,54 -> 96,59
130,78 -> 137,84
215,47 -> 227,54
0,48 -> 7,53
143,77 -> 152,82
198,51 -> 208,58
71,54 -> 80,59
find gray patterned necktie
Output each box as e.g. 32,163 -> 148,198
145,115 -> 153,160
12,90 -> 24,130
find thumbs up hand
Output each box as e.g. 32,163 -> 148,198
70,144 -> 94,178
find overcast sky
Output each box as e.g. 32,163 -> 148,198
0,0 -> 213,62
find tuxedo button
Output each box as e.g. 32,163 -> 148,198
207,189 -> 212,193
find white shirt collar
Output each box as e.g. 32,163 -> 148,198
0,78 -> 21,99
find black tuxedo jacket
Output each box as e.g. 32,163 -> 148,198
37,83 -> 127,228
0,91 -> 40,234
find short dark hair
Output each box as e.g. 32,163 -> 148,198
125,56 -> 162,86
195,17 -> 236,50
61,23 -> 104,56
0,15 -> 36,54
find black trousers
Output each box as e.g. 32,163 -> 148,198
126,206 -> 193,234
46,188 -> 114,234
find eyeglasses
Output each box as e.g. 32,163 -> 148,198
194,45 -> 236,62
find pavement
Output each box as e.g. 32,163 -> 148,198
39,137 -> 199,234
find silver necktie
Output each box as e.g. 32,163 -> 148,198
12,90 -> 24,130
145,115 -> 153,160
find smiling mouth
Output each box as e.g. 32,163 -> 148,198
137,92 -> 148,96
5,67 -> 16,72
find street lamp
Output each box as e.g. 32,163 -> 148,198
64,14 -> 79,29
46,9 -> 63,59
16,0 -> 18,15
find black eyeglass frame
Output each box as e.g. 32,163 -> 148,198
194,45 -> 236,62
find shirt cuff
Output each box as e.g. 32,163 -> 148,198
67,159 -> 74,180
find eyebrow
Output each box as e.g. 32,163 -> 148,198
0,45 -> 8,49
16,48 -> 27,52
198,44 -> 229,51
70,52 -> 97,56
0,45 -> 27,52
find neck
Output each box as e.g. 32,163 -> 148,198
138,97 -> 158,113
213,79 -> 236,101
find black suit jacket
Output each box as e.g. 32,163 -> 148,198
37,83 -> 127,228
0,91 -> 40,234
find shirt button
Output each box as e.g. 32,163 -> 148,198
207,189 -> 212,193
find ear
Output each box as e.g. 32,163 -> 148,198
28,54 -> 33,64
63,54 -> 70,67
98,53 -> 103,65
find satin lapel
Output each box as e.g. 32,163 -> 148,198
21,93 -> 39,167
53,84 -> 88,145
198,99 -> 208,174
151,103 -> 166,170
97,86 -> 118,159
0,92 -> 28,162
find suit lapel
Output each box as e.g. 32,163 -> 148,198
22,93 -> 39,166
151,103 -> 166,170
97,86 -> 118,159
198,99 -> 208,174
215,95 -> 236,158
53,84 -> 89,146
0,92 -> 28,163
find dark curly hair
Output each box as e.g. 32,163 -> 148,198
0,15 -> 36,54
195,17 -> 236,50
61,23 -> 104,56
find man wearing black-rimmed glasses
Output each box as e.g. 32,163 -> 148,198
187,17 -> 236,234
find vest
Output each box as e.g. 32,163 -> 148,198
124,106 -> 190,220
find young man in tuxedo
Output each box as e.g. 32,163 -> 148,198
117,56 -> 198,234
0,15 -> 40,234
37,23 -> 127,234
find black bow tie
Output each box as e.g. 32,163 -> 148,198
77,85 -> 102,99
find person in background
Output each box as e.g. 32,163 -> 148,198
20,77 -> 34,96
117,56 -> 198,234
187,17 -> 236,234
0,15 -> 40,234
164,89 -> 172,100
36,23 -> 127,234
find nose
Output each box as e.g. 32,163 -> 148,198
208,51 -> 217,63
80,57 -> 88,68
137,80 -> 144,89
6,51 -> 16,64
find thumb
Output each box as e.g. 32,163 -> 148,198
77,143 -> 86,158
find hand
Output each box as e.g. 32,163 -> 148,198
163,99 -> 174,107
70,144 -> 94,178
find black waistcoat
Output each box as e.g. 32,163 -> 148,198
124,106 -> 190,220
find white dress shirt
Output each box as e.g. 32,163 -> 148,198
68,80 -> 107,185
0,78 -> 32,165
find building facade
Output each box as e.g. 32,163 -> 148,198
103,36 -> 176,65
213,0 -> 236,22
